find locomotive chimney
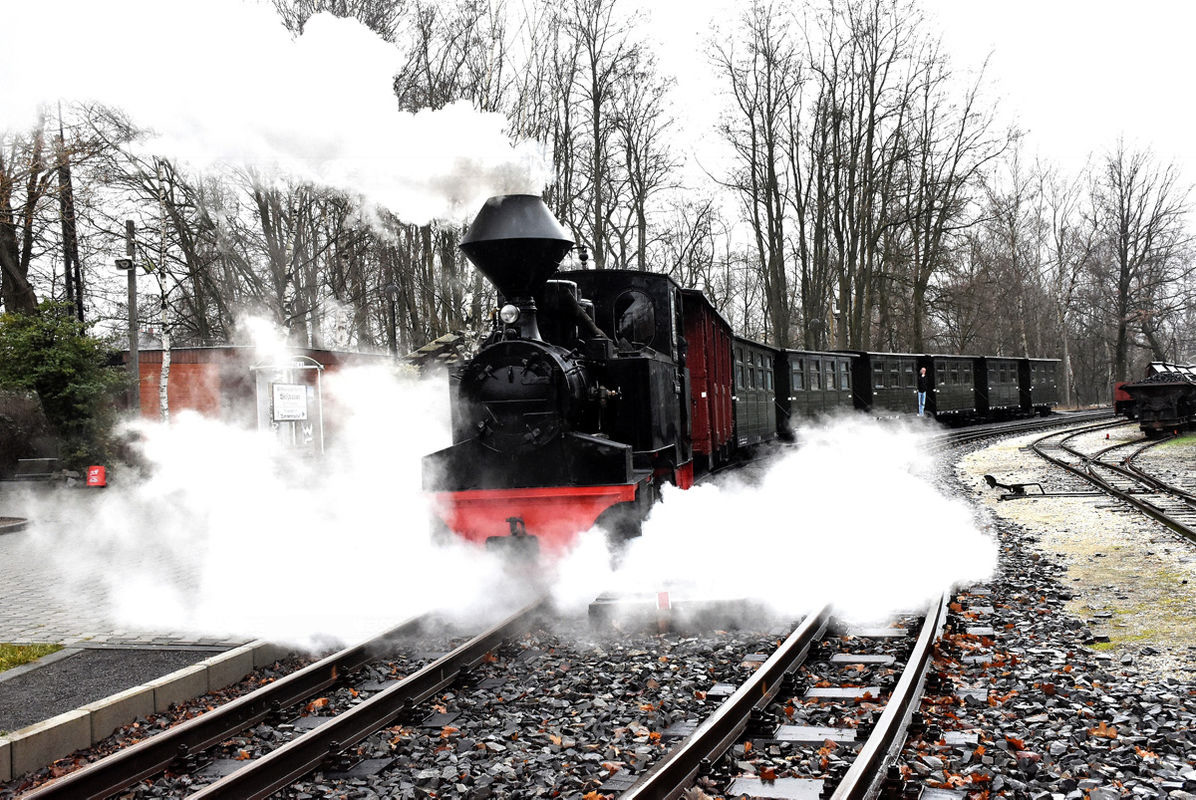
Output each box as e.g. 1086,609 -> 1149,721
460,194 -> 573,340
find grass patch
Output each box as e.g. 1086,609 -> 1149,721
1156,433 -> 1196,449
0,642 -> 63,673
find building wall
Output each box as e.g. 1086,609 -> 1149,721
124,347 -> 393,421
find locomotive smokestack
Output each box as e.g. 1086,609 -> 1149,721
460,194 -> 573,303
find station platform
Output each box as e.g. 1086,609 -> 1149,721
0,483 -> 277,785
0,483 -> 247,648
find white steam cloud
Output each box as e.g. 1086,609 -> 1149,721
19,344 -> 992,649
552,416 -> 997,623
0,0 -> 548,222
21,359 -> 532,649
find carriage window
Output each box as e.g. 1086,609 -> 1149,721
766,370 -> 774,391
949,365 -> 958,385
873,365 -> 884,389
736,363 -> 743,390
811,361 -> 821,390
840,363 -> 850,390
793,360 -> 804,390
614,290 -> 655,346
890,366 -> 900,388
903,365 -> 914,388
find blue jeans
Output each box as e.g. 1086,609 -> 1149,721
917,392 -> 926,416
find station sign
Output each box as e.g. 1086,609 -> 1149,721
271,383 -> 309,421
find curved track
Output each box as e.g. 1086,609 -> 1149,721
1031,420 -> 1196,543
618,597 -> 949,799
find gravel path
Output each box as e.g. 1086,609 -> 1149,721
0,648 -> 211,732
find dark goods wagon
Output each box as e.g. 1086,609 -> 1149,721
850,351 -> 919,415
1021,358 -> 1061,416
777,350 -> 856,431
1123,367 -> 1196,438
732,337 -> 779,447
919,354 -> 977,422
976,356 -> 1021,418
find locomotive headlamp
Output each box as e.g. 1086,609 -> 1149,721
499,304 -> 520,324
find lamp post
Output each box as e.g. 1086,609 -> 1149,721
115,220 -> 138,411
383,283 -> 399,357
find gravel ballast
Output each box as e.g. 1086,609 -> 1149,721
894,424 -> 1196,799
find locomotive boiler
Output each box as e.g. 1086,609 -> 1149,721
422,195 -> 693,554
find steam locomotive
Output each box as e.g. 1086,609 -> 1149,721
422,195 -> 1060,554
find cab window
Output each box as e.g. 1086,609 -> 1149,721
614,290 -> 654,346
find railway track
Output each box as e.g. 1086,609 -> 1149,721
22,604 -> 539,800
15,414 -> 1097,799
1031,419 -> 1196,543
21,599 -> 954,800
937,409 -> 1112,450
613,597 -> 950,800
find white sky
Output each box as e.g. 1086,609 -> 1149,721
645,0 -> 1196,188
919,0 -> 1196,179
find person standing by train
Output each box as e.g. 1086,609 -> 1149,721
917,367 -> 929,417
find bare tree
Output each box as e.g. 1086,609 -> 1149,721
0,117 -> 50,314
1092,142 -> 1193,381
715,0 -> 800,346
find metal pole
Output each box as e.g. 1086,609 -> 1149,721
384,284 -> 398,357
125,220 -> 139,412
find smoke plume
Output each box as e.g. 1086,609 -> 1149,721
0,0 -> 548,223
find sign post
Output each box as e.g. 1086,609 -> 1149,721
116,220 -> 138,411
251,357 -> 325,456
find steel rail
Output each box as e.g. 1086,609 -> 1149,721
618,605 -> 831,800
24,615 -> 429,800
939,410 -> 1113,449
1033,423 -> 1196,544
829,592 -> 949,800
1121,438 -> 1196,503
186,600 -> 542,800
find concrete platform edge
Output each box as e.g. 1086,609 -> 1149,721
0,638 -> 289,785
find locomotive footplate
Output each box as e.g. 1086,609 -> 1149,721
429,479 -> 648,556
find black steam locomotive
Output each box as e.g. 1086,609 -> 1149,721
423,195 -> 691,554
423,195 -> 1061,555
